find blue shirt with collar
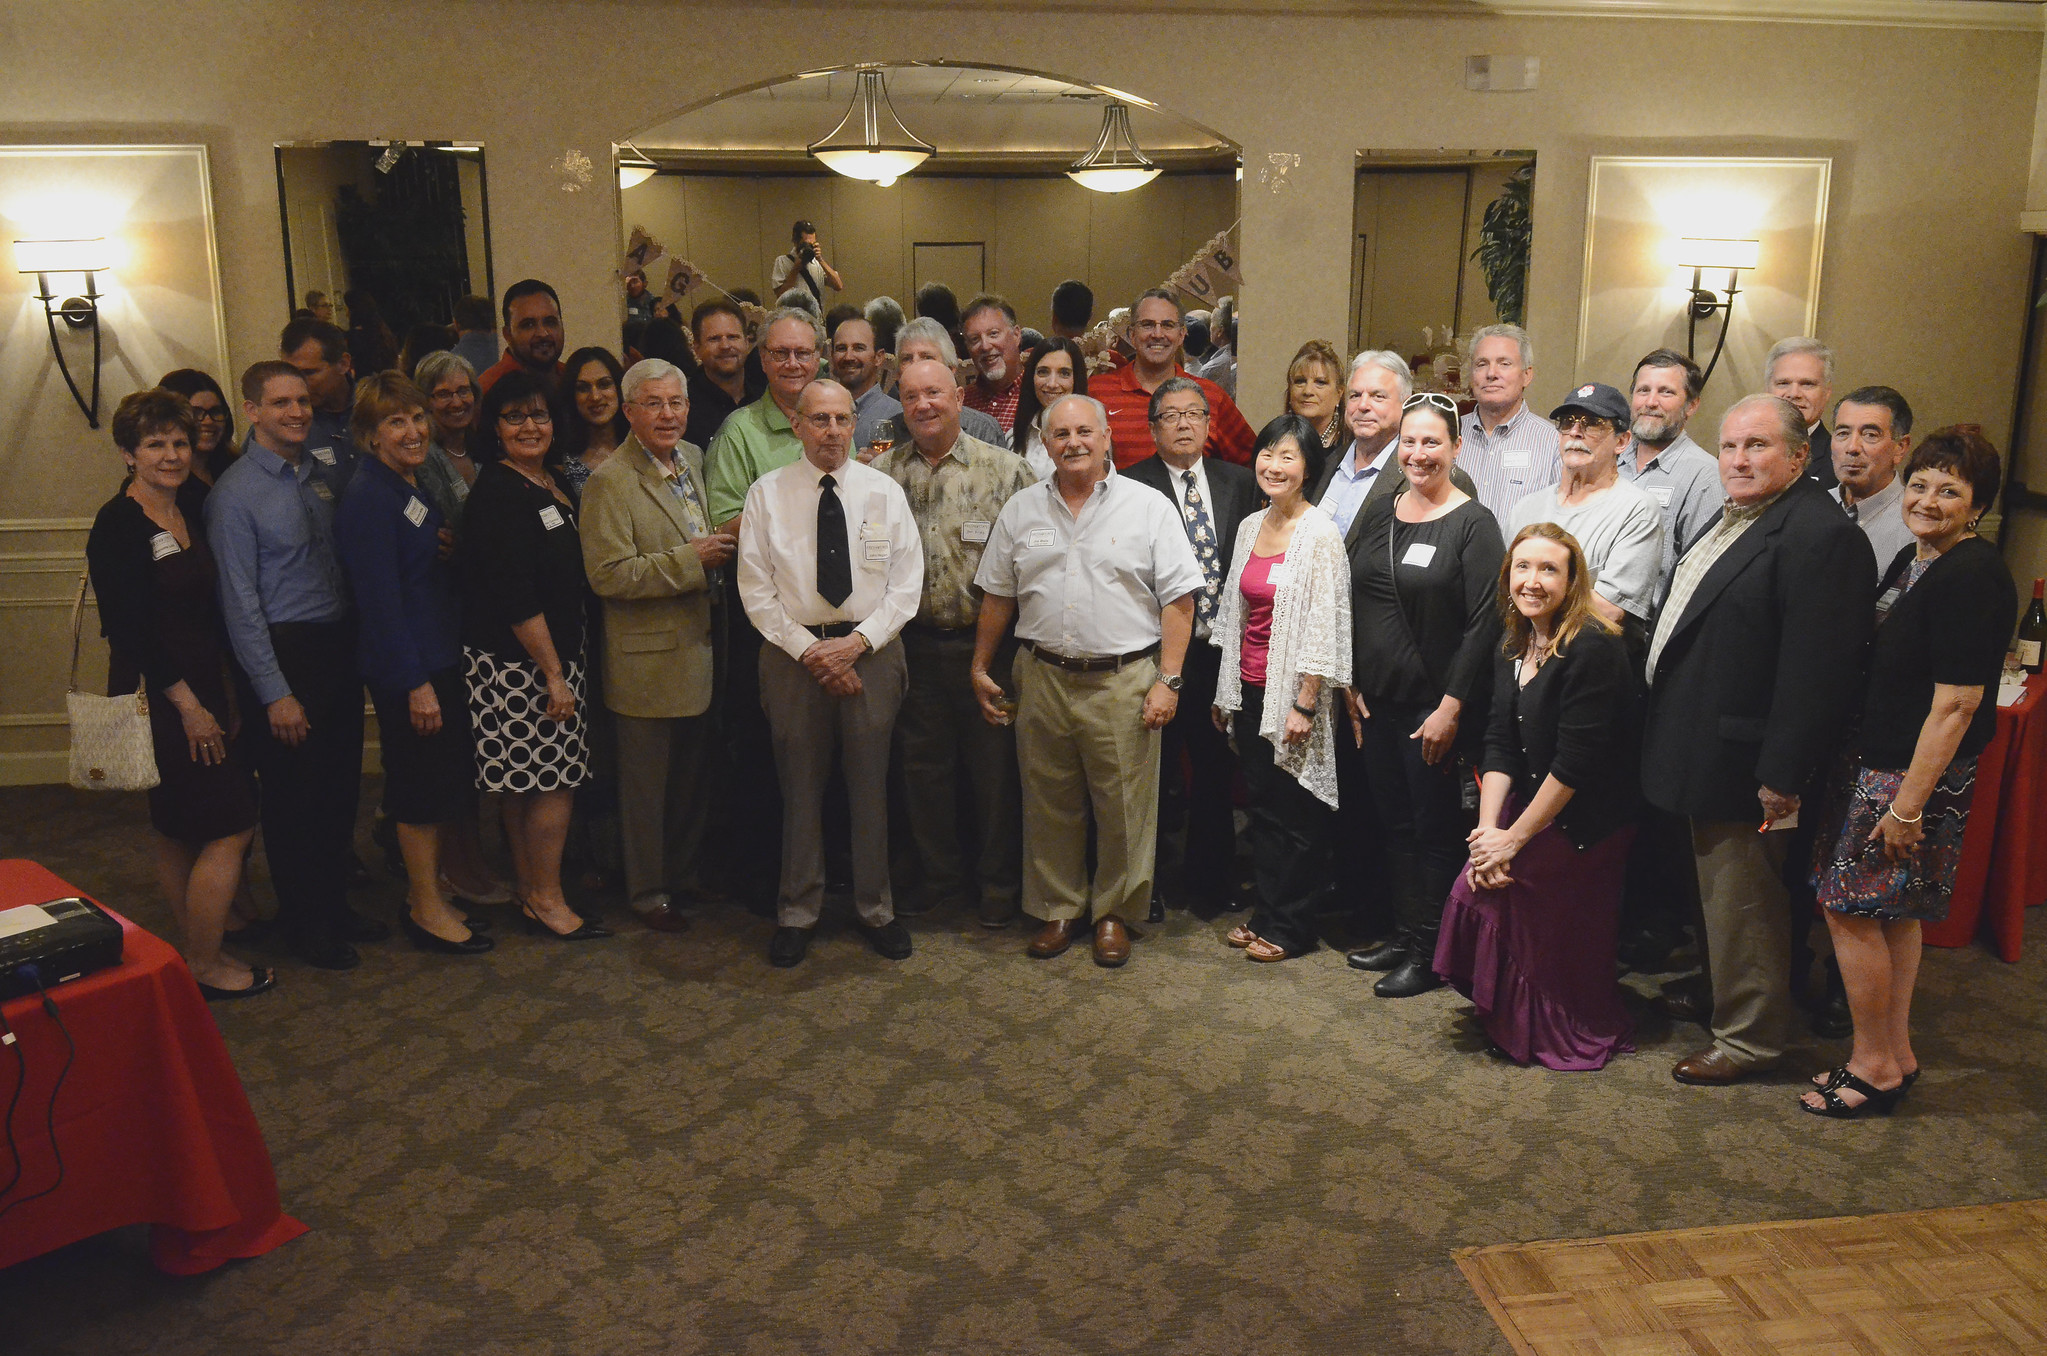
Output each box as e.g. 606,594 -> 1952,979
1319,438 -> 1394,537
303,407 -> 360,495
204,434 -> 351,705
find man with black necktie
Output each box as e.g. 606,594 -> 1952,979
1124,376 -> 1256,914
736,379 -> 923,968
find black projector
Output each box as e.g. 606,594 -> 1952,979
0,895 -> 124,1000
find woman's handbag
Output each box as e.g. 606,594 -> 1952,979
65,572 -> 160,791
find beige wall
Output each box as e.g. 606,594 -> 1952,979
622,171 -> 1235,331
0,1 -> 2040,781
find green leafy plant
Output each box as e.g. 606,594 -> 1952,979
1471,162 -> 1535,327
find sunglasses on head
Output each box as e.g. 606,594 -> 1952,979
1403,392 -> 1460,416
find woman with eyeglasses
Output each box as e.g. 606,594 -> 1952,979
460,371 -> 610,941
558,346 -> 631,504
158,369 -> 239,485
1343,391 -> 1505,998
413,350 -> 482,529
1283,340 -> 1347,454
1434,523 -> 1640,1068
1011,338 -> 1089,482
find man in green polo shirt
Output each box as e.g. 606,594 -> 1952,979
706,307 -> 822,531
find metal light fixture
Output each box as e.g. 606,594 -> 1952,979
1677,236 -> 1760,389
1068,102 -> 1160,194
617,142 -> 658,190
807,68 -> 933,187
15,237 -> 111,429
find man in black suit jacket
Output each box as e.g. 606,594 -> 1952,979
1641,394 -> 1876,1087
1766,336 -> 1837,491
1125,376 -> 1257,914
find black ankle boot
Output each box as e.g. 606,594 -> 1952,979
1346,936 -> 1408,972
1374,955 -> 1443,998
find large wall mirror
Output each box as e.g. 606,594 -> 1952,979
1350,150 -> 1534,393
274,140 -> 492,337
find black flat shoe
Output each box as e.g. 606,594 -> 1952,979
1346,938 -> 1407,972
520,906 -> 612,941
196,966 -> 276,1001
768,926 -> 812,968
1373,956 -> 1443,998
343,910 -> 392,944
857,918 -> 913,961
292,935 -> 361,971
404,915 -> 495,955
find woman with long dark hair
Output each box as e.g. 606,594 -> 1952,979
558,346 -> 631,503
1011,338 -> 1088,482
158,369 -> 238,485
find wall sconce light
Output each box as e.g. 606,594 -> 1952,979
616,142 -> 658,190
808,68 -> 933,188
1677,236 -> 1759,389
15,237 -> 111,430
1068,102 -> 1160,194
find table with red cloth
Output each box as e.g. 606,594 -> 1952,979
0,859 -> 305,1273
1925,672 -> 2047,960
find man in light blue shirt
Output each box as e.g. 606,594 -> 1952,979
1312,350 -> 1477,545
1459,323 -> 1560,519
1618,348 -> 1723,604
205,361 -> 371,971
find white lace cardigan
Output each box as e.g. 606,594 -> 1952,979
1212,505 -> 1353,808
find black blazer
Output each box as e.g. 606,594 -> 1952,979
1311,440 -> 1479,552
1483,625 -> 1639,850
1641,477 -> 1877,820
1805,422 -> 1837,491
1123,454 -> 1258,588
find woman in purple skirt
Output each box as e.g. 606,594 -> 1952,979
1433,522 -> 1640,1070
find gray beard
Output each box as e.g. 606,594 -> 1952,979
1630,414 -> 1682,448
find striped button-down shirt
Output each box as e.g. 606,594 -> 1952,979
1459,402 -> 1561,521
1644,487 -> 1789,683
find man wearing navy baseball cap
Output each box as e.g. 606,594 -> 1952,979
1504,380 -> 1665,661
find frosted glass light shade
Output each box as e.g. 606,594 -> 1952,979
808,69 -> 934,185
1068,102 -> 1159,195
14,238 -> 110,274
1676,237 -> 1759,271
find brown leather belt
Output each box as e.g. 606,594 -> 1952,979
804,621 -> 858,639
1023,640 -> 1157,673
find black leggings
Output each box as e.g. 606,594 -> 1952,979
1355,696 -> 1472,943
1237,686 -> 1335,954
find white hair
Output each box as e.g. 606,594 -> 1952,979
1468,323 -> 1533,369
412,349 -> 475,393
620,358 -> 683,404
1765,336 -> 1834,385
894,317 -> 958,367
1348,349 -> 1414,400
1045,393 -> 1110,429
762,306 -> 826,351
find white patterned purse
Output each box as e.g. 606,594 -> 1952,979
65,572 -> 160,792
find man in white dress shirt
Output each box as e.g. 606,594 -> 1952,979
1459,324 -> 1560,519
738,379 -> 923,968
970,394 -> 1206,967
1829,385 -> 1917,568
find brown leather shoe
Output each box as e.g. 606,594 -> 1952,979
640,903 -> 691,934
1093,916 -> 1131,968
1672,1046 -> 1772,1086
1026,918 -> 1079,959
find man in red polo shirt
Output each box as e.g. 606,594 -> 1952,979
476,279 -> 567,393
960,294 -> 1025,437
1093,288 -> 1253,468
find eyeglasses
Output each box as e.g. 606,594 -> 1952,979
1151,408 -> 1209,427
497,409 -> 553,426
633,398 -> 689,415
763,347 -> 817,366
1555,414 -> 1616,436
188,406 -> 228,421
1403,392 -> 1460,416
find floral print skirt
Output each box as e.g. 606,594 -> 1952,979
1811,756 -> 1977,923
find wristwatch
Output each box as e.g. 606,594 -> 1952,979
1159,672 -> 1184,692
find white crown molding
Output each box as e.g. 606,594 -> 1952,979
1464,0 -> 2042,31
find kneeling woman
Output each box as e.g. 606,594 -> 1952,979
1434,523 -> 1639,1069
1211,414 -> 1352,959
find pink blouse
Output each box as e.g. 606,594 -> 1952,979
1239,550 -> 1283,687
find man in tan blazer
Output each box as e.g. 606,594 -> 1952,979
581,358 -> 736,932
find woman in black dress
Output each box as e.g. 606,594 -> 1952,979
462,371 -> 609,941
84,390 -> 267,998
1343,393 -> 1506,998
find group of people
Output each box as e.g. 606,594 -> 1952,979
86,269 -> 2016,1121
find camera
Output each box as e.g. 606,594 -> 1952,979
796,241 -> 817,265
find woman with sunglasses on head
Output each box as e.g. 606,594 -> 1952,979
1342,392 -> 1505,997
1434,523 -> 1640,1068
460,371 -> 611,941
158,369 -> 239,485
1011,337 -> 1089,483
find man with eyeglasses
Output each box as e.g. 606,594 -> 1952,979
580,359 -> 736,936
1124,377 -> 1257,916
1091,289 -> 1255,469
1459,323 -> 1560,519
477,279 -> 567,395
738,379 -> 922,968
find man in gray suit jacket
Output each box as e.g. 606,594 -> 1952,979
581,359 -> 736,933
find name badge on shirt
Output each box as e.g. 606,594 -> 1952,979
311,481 -> 335,502
961,520 -> 991,544
1647,486 -> 1673,508
1400,542 -> 1438,568
148,531 -> 181,561
1027,527 -> 1057,548
1501,450 -> 1532,469
1267,562 -> 1292,588
863,538 -> 890,562
539,505 -> 565,530
310,445 -> 337,466
403,496 -> 428,527
1875,586 -> 1902,616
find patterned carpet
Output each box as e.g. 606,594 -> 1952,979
3,781 -> 2047,1355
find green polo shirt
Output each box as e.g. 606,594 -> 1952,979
706,394 -> 803,524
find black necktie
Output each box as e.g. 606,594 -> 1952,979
816,473 -> 852,607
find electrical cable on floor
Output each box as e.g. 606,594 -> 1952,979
0,971 -> 75,1225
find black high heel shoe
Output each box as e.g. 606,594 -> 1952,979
1800,1067 -> 1905,1118
403,914 -> 495,955
520,904 -> 612,941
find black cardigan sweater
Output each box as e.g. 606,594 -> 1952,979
1481,623 -> 1641,849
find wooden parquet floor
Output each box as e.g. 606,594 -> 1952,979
1455,1199 -> 2047,1355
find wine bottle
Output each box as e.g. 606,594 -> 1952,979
2019,578 -> 2046,674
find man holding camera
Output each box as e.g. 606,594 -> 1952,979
771,220 -> 843,305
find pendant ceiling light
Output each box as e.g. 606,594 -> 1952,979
808,68 -> 933,188
1068,101 -> 1160,194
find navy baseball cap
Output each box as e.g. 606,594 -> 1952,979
1550,382 -> 1630,425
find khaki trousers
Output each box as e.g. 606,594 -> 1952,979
1014,648 -> 1160,924
1691,818 -> 1794,1068
613,711 -> 711,907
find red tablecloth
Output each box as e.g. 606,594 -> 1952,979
1926,673 -> 2047,960
0,860 -> 305,1273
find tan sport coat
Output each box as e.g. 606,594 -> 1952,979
580,434 -> 716,719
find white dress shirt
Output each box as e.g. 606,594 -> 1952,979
1318,438 -> 1395,536
975,473 -> 1206,658
1163,457 -> 1217,641
737,454 -> 923,662
1832,476 -> 1916,570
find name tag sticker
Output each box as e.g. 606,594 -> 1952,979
1267,563 -> 1291,588
961,521 -> 991,544
863,538 -> 890,561
1400,542 -> 1438,568
311,482 -> 335,502
1647,486 -> 1673,508
539,505 -> 565,530
310,446 -> 337,466
1876,586 -> 1902,615
1501,450 -> 1532,469
403,496 -> 428,527
1027,528 -> 1057,548
148,531 -> 180,561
